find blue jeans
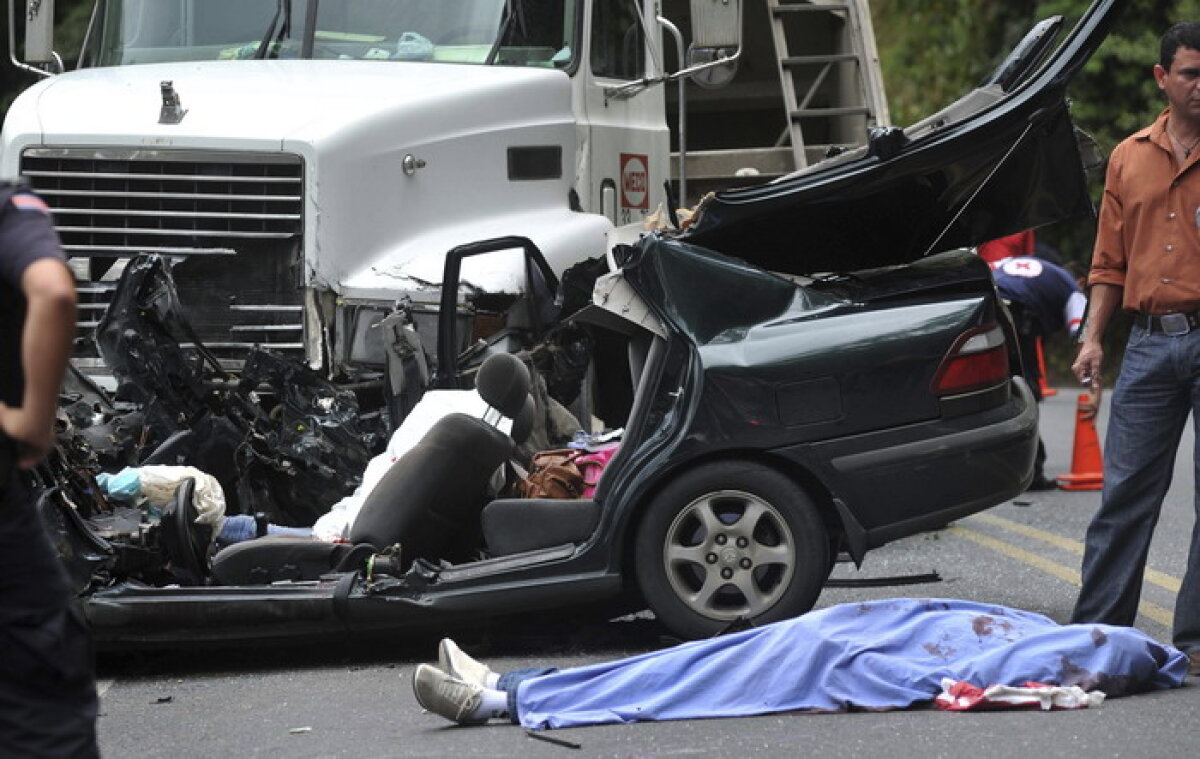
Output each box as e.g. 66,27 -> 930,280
1,480 -> 99,757
216,515 -> 313,545
1071,324 -> 1200,652
497,667 -> 558,723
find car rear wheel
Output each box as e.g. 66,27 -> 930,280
635,461 -> 829,639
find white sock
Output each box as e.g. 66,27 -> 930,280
485,672 -> 500,689
466,687 -> 509,721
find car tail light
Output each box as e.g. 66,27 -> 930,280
930,324 -> 1009,395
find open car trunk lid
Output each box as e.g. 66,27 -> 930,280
683,0 -> 1127,274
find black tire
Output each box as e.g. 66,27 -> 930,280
634,460 -> 829,640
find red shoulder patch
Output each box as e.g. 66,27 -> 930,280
11,193 -> 51,215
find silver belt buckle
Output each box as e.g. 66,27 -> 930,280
1160,313 -> 1191,335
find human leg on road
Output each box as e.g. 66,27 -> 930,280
1028,436 -> 1058,490
1072,327 -> 1192,629
412,664 -> 509,725
1176,478 -> 1200,665
1171,341 -> 1200,661
1015,328 -> 1057,492
0,483 -> 99,758
412,639 -> 558,724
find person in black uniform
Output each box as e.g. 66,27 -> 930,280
990,254 -> 1086,490
0,183 -> 99,757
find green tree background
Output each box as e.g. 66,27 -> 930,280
3,0 -> 1199,379
870,0 -> 1200,383
873,0 -> 1200,253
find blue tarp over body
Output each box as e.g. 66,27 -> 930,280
516,599 -> 1187,729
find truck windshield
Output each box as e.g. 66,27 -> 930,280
93,0 -> 576,68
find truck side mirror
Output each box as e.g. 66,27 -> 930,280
686,0 -> 740,88
605,0 -> 742,100
22,0 -> 57,64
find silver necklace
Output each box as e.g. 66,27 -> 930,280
1169,127 -> 1200,158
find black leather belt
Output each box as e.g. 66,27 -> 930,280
1134,310 -> 1200,334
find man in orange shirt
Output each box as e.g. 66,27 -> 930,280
1071,22 -> 1200,676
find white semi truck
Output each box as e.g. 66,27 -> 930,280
3,0 -> 887,397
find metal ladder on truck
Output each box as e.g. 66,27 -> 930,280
767,0 -> 890,169
669,0 -> 891,202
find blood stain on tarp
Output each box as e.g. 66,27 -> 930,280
923,642 -> 955,660
972,615 -> 1015,638
973,616 -> 993,635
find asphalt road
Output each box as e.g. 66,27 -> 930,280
94,389 -> 1200,758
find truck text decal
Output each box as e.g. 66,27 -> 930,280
620,153 -> 649,210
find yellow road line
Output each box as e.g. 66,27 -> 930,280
949,525 -> 1176,629
968,512 -> 1182,593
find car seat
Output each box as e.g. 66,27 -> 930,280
479,335 -> 665,557
349,352 -> 532,562
211,353 -> 533,584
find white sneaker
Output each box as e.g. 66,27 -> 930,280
438,638 -> 495,688
412,664 -> 487,725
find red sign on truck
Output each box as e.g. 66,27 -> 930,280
620,153 -> 649,210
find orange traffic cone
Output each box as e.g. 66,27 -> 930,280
1036,338 -> 1057,397
1057,393 -> 1103,491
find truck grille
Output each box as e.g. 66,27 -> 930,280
19,148 -> 306,370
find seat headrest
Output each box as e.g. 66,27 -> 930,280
510,395 -> 535,444
475,352 -> 531,418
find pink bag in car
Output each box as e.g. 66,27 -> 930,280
574,444 -> 619,498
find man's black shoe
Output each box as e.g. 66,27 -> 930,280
1027,474 -> 1059,492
